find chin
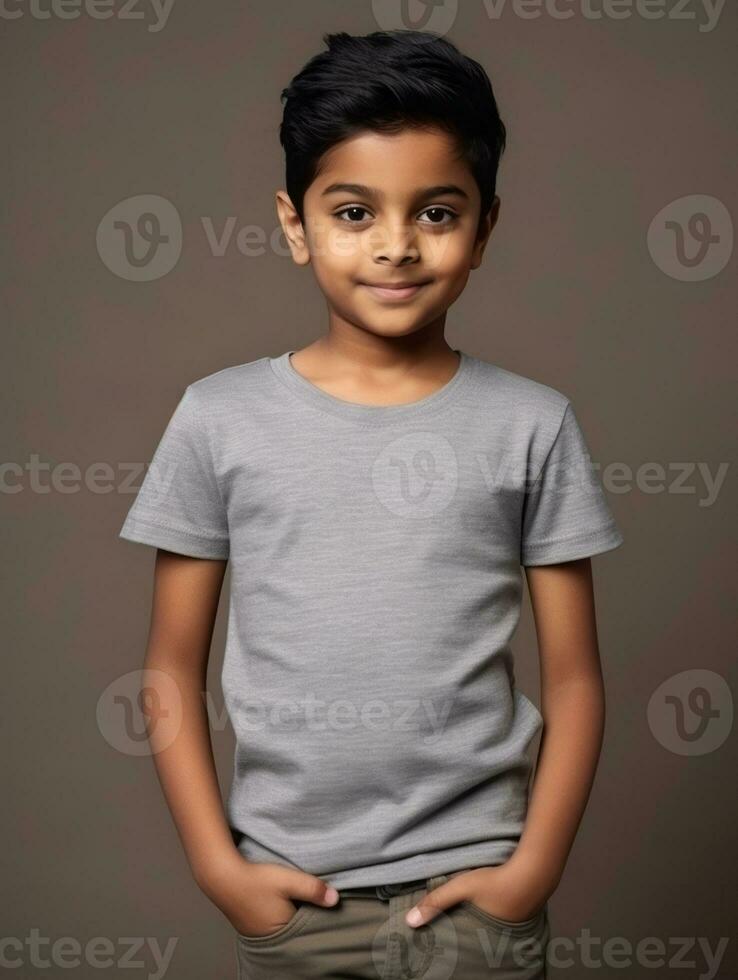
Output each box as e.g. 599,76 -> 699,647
360,322 -> 431,340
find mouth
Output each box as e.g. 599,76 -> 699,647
360,281 -> 431,301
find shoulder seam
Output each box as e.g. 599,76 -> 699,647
187,357 -> 270,391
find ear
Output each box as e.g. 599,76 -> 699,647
275,190 -> 311,267
470,196 -> 501,270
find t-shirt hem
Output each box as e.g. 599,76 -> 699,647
119,513 -> 230,560
521,523 -> 624,566
237,838 -> 521,890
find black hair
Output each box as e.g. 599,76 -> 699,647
279,30 -> 507,227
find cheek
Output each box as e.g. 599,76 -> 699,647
306,218 -> 367,267
309,242 -> 362,298
421,233 -> 473,276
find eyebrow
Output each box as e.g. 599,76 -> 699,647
320,182 -> 470,202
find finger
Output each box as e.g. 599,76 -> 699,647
405,883 -> 463,928
276,869 -> 340,907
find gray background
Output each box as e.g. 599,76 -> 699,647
3,1 -> 736,978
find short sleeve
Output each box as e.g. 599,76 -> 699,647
119,385 -> 230,559
521,402 -> 623,566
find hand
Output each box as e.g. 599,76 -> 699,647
196,854 -> 339,938
405,857 -> 553,929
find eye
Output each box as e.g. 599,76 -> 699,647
418,207 -> 457,225
333,205 -> 458,226
334,206 -> 371,223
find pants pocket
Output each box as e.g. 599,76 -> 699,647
236,900 -> 315,947
451,898 -> 550,978
460,899 -> 547,935
441,872 -> 548,934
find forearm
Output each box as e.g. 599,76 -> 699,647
511,667 -> 606,891
142,651 -> 241,888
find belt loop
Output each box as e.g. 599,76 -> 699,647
376,877 -> 427,900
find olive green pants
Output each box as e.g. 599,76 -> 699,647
235,870 -> 550,978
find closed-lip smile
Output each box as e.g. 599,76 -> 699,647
360,279 -> 431,300
362,280 -> 430,288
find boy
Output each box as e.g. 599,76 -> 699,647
119,30 -> 624,979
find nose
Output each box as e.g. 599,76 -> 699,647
371,219 -> 420,266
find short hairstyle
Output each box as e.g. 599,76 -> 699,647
279,30 -> 507,227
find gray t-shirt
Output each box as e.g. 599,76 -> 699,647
119,349 -> 623,889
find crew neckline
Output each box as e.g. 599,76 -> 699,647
269,348 -> 475,423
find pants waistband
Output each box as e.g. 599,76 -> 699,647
340,871 -> 464,902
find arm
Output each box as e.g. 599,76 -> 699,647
141,549 -> 234,882
510,556 -> 606,895
140,549 -> 338,936
408,556 -> 605,926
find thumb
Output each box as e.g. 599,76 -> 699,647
279,869 -> 340,908
405,882 -> 460,928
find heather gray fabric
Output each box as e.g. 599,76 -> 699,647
119,349 -> 624,889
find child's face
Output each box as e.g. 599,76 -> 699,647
276,126 -> 499,340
